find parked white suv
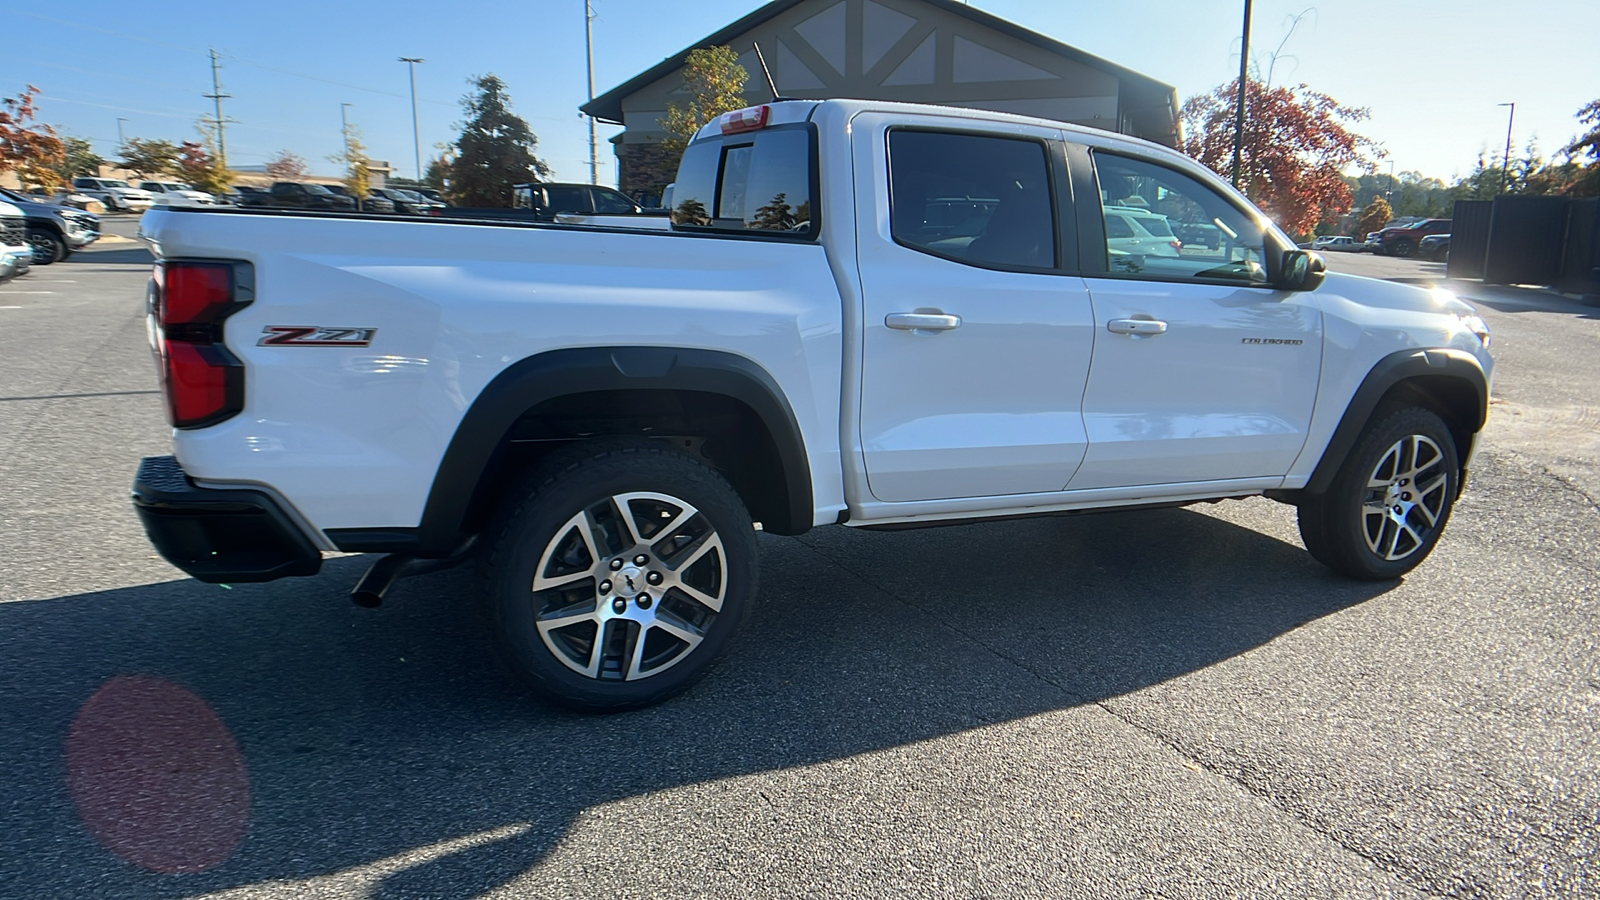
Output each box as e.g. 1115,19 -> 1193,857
1103,205 -> 1183,259
72,177 -> 155,212
138,181 -> 214,206
132,99 -> 1494,712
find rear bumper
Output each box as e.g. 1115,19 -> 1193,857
132,455 -> 322,583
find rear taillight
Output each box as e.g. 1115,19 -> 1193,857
148,260 -> 250,429
1169,240 -> 1183,253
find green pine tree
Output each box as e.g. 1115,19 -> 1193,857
447,75 -> 549,207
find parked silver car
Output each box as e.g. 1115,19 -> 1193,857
1312,235 -> 1364,252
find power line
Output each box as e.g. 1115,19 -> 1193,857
0,7 -> 205,52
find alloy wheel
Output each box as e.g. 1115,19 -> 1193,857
1360,434 -> 1448,561
529,491 -> 726,682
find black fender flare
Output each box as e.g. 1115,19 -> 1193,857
1304,348 -> 1488,495
329,347 -> 814,556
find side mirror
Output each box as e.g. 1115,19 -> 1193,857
1278,249 -> 1327,292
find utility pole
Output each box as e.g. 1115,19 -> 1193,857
585,0 -> 599,185
203,48 -> 231,168
399,58 -> 424,185
341,103 -> 353,160
1497,102 -> 1515,195
116,118 -> 128,149
1230,0 -> 1253,191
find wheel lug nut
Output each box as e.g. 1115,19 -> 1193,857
637,593 -> 653,609
634,554 -> 648,565
647,571 -> 663,585
610,559 -> 623,571
1402,493 -> 1411,501
599,580 -> 612,594
612,598 -> 627,614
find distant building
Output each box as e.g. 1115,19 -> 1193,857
581,0 -> 1180,195
231,160 -> 398,188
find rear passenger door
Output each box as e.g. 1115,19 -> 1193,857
852,113 -> 1095,503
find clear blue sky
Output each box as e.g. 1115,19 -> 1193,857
2,1 -> 1595,185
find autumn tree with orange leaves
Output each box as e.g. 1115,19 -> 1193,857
1182,79 -> 1379,238
0,85 -> 66,190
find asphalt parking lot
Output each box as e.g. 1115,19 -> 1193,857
1,224 -> 1597,898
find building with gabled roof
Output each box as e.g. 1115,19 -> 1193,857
581,0 -> 1180,196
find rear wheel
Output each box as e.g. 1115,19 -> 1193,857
1298,407 -> 1459,580
482,441 -> 756,711
1389,239 -> 1414,258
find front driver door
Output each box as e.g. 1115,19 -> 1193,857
1067,149 -> 1323,491
854,115 -> 1095,503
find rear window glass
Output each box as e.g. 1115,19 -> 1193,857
1137,216 -> 1175,237
671,125 -> 815,236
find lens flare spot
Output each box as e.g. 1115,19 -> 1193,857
66,675 -> 250,873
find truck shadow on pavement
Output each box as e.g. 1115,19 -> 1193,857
0,507 -> 1393,898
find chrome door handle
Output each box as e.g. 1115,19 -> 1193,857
886,313 -> 963,332
1107,318 -> 1167,335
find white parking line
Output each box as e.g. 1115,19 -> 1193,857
0,305 -> 21,309
0,291 -> 54,294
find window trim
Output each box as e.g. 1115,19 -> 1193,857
884,125 -> 1077,276
669,122 -> 822,242
1077,146 -> 1289,289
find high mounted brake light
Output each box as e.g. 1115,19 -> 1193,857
149,261 -> 251,429
719,105 -> 770,134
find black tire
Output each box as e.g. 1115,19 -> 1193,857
1298,406 -> 1459,580
26,229 -> 66,265
1390,239 -> 1414,258
482,440 -> 757,712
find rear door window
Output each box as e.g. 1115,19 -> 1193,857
887,130 -> 1056,270
671,125 -> 815,236
544,186 -> 591,214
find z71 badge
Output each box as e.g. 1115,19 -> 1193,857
259,326 -> 378,347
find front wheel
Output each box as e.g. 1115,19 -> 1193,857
27,229 -> 66,264
482,441 -> 757,712
1298,407 -> 1460,581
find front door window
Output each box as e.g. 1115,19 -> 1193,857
1093,153 -> 1269,286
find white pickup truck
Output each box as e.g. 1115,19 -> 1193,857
134,99 -> 1493,711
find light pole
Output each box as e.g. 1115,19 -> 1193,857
1230,0 -> 1253,190
340,103 -> 353,160
1386,159 -> 1396,201
400,57 -> 425,185
584,0 -> 598,185
1497,102 -> 1515,194
116,117 -> 128,149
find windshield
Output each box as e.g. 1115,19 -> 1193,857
304,185 -> 334,195
103,180 -> 131,188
